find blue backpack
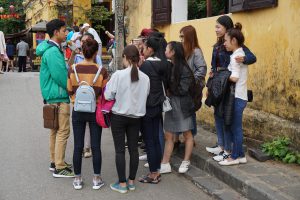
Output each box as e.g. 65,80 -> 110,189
73,64 -> 102,113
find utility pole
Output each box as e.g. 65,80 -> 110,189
114,0 -> 125,71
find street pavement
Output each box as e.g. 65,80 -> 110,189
0,72 -> 212,200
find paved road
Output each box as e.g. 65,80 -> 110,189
0,72 -> 211,200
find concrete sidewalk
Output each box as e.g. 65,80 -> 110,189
171,125 -> 300,200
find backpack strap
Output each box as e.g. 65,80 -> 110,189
72,64 -> 80,84
92,65 -> 102,85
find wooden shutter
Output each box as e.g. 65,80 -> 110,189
229,0 -> 278,13
152,0 -> 171,25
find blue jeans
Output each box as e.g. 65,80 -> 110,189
214,112 -> 232,152
72,110 -> 102,176
227,98 -> 247,159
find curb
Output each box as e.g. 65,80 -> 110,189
170,156 -> 247,200
173,147 -> 292,200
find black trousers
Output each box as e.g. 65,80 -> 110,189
141,114 -> 162,173
111,114 -> 141,183
18,56 -> 27,72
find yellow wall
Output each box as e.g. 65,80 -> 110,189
73,0 -> 91,25
125,0 -> 152,43
158,1 -> 300,123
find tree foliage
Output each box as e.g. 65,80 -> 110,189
188,0 -> 226,20
85,6 -> 112,33
0,0 -> 26,34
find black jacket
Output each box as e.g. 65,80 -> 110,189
205,69 -> 235,125
140,58 -> 168,117
168,64 -> 195,119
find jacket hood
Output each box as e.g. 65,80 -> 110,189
36,40 -> 55,56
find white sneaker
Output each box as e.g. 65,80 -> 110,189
139,154 -> 147,161
178,160 -> 190,173
160,163 -> 171,174
238,157 -> 247,164
219,159 -> 239,166
144,162 -> 149,168
213,151 -> 230,162
73,178 -> 83,190
206,146 -> 223,155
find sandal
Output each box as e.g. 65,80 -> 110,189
138,174 -> 161,184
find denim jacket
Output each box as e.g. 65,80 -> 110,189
211,44 -> 256,72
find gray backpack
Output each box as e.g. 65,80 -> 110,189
73,65 -> 102,113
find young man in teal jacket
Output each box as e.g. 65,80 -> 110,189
36,19 -> 74,178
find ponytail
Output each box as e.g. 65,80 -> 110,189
122,45 -> 140,82
226,22 -> 245,46
131,65 -> 139,82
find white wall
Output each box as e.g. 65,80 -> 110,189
171,0 -> 188,23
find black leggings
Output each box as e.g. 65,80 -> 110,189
72,110 -> 102,176
111,114 -> 141,183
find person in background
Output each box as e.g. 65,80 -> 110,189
205,15 -> 256,163
219,23 -> 248,166
70,26 -> 81,49
0,31 -> 6,74
160,41 -> 195,174
105,45 -> 150,194
67,38 -> 108,189
5,39 -> 15,72
16,38 -> 29,72
82,23 -> 102,58
36,19 -> 74,177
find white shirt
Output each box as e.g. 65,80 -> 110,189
70,32 -> 81,49
87,28 -> 102,44
104,66 -> 150,117
0,31 -> 6,55
228,47 -> 248,101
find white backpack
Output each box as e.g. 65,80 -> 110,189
73,64 -> 102,113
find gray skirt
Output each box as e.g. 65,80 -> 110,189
164,96 -> 193,133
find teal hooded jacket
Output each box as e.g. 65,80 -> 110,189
36,40 -> 70,103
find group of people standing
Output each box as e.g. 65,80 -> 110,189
37,14 -> 256,193
0,31 -> 29,74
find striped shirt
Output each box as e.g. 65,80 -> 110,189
67,63 -> 108,104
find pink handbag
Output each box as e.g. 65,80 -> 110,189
96,89 -> 115,128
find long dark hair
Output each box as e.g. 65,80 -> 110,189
180,25 -> 200,60
215,15 -> 234,47
122,45 -> 140,82
148,32 -> 167,61
168,41 -> 193,89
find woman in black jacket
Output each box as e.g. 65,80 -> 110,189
138,36 -> 168,183
160,41 -> 195,174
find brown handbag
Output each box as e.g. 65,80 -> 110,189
43,104 -> 59,129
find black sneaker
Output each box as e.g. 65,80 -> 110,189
49,162 -> 55,172
53,167 -> 75,178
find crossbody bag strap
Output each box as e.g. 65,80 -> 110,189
92,65 -> 102,85
72,64 -> 80,84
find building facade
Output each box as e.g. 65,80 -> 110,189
125,0 -> 300,149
